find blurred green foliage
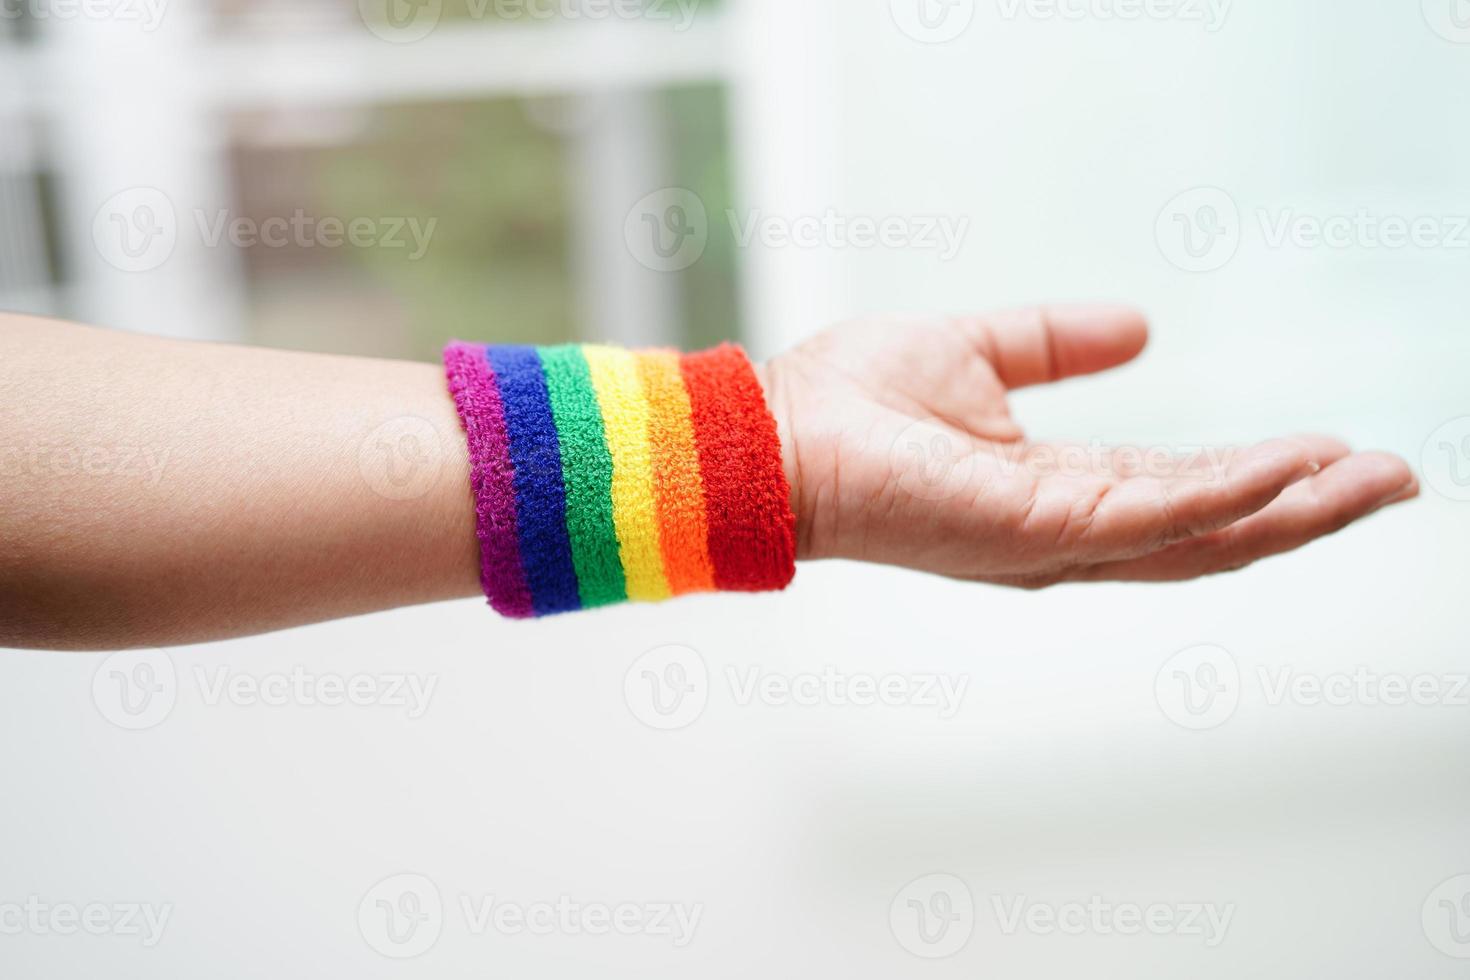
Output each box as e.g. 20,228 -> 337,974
241,85 -> 738,362
317,98 -> 576,355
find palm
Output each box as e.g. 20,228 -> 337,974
763,306 -> 1416,587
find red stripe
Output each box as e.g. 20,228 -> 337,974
679,344 -> 796,592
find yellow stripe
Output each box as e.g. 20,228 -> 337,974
582,344 -> 671,601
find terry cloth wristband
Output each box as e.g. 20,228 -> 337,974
443,341 -> 796,619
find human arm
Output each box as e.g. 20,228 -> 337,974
0,305 -> 1418,649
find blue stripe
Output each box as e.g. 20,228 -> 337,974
486,346 -> 582,616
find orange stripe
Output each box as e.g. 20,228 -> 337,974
636,350 -> 716,595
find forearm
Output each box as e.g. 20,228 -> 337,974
0,314 -> 481,649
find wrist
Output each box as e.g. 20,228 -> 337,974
751,357 -> 810,562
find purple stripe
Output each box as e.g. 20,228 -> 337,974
444,342 -> 535,619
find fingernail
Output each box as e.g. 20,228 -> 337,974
1377,480 -> 1419,507
1283,438 -> 1322,476
1249,439 -> 1316,478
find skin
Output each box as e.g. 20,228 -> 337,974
760,305 -> 1417,587
0,305 -> 1417,650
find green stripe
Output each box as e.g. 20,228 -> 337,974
540,344 -> 627,607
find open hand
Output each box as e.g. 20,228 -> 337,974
759,305 -> 1418,588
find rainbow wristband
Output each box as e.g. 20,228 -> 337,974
444,341 -> 796,619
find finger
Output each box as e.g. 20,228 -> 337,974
1067,437 -> 1328,560
1069,452 -> 1418,581
959,304 -> 1149,390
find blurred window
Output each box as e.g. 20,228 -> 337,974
7,3 -> 741,358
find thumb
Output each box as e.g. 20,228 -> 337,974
960,304 -> 1149,390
